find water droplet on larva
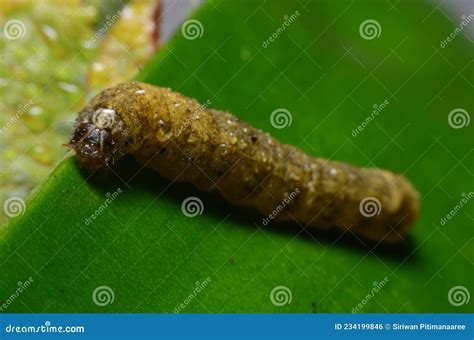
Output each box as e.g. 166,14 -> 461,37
135,89 -> 145,94
157,119 -> 164,126
174,103 -> 181,107
330,168 -> 337,175
219,143 -> 228,155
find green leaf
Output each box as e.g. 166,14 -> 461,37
1,0 -> 472,313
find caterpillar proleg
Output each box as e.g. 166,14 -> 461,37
69,82 -> 420,244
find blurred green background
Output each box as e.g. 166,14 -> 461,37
0,0 -> 159,224
0,0 -> 472,313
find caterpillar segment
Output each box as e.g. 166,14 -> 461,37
69,82 -> 420,244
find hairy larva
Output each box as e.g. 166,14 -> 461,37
68,82 -> 420,244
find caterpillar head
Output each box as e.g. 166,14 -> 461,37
68,83 -> 148,171
68,108 -> 123,171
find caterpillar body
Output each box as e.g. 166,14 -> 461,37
69,82 -> 420,244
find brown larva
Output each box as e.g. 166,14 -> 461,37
68,82 -> 420,244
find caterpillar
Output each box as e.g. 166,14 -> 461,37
68,82 -> 420,244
